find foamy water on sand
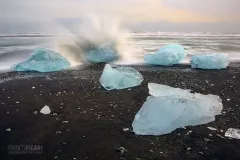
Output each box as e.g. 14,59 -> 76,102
0,32 -> 240,71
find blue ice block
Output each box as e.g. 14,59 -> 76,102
85,46 -> 119,63
191,53 -> 229,69
132,83 -> 223,136
99,64 -> 143,90
12,48 -> 70,72
144,44 -> 186,66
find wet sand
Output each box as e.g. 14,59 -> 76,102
0,64 -> 240,160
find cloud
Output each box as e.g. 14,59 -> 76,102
129,21 -> 240,33
0,0 -> 221,23
0,0 -> 239,33
162,0 -> 240,22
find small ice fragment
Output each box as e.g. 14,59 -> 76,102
32,86 -> 35,89
187,147 -> 191,151
99,64 -> 143,90
227,98 -> 231,101
207,127 -> 217,131
123,128 -> 130,132
132,83 -> 223,136
62,121 -> 69,124
12,48 -> 70,72
204,138 -> 211,142
16,101 -> 20,104
198,152 -> 204,155
40,105 -> 51,114
190,53 -> 229,69
144,44 -> 186,66
6,128 -> 11,132
33,111 -> 38,114
225,128 -> 240,139
116,147 -> 127,154
216,134 -> 225,139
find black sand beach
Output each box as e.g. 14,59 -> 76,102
0,64 -> 240,160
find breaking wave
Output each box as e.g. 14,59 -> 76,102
54,16 -> 139,66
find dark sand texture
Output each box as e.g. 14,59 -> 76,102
0,64 -> 240,160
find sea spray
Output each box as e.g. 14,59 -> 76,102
54,15 -> 131,65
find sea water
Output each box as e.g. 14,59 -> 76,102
1,32 -> 240,71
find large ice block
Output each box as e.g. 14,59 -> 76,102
190,53 -> 229,69
12,48 -> 70,72
99,64 -> 143,90
132,83 -> 223,136
144,44 -> 186,66
85,45 -> 119,63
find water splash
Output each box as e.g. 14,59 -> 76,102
55,15 -> 135,66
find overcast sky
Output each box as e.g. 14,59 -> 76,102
0,0 -> 239,33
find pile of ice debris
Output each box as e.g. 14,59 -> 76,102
132,83 -> 223,135
12,48 -> 70,72
190,53 -> 230,69
144,44 -> 186,66
99,64 -> 143,90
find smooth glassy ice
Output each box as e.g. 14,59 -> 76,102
191,53 -> 229,69
148,83 -> 191,97
132,83 -> 223,136
144,44 -> 186,66
12,48 -> 70,72
99,64 -> 143,90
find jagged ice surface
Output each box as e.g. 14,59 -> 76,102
132,83 -> 223,135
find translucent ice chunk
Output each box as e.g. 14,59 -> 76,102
85,45 -> 119,63
225,128 -> 240,139
12,48 -> 70,72
144,44 -> 186,66
99,64 -> 143,90
40,105 -> 51,115
132,83 -> 223,135
190,53 -> 230,69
